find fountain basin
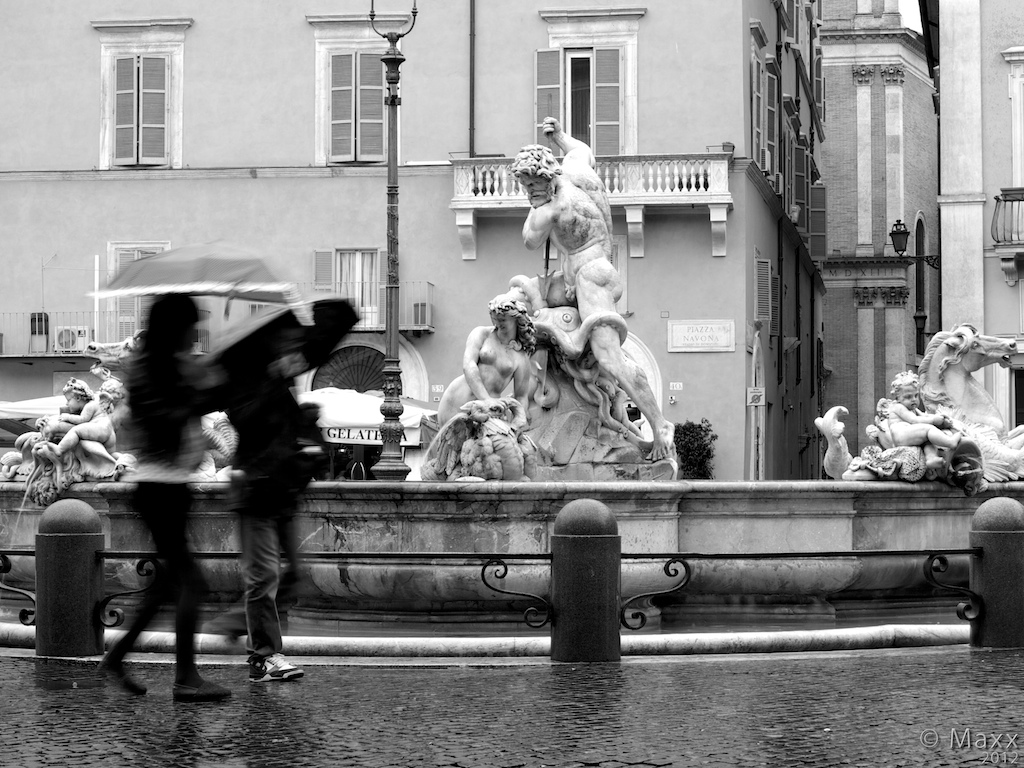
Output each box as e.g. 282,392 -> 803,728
0,479 -> 995,633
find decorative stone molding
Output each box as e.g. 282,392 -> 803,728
879,286 -> 909,306
625,205 -> 645,260
852,64 -> 875,85
854,286 -> 907,307
709,204 -> 729,257
455,209 -> 477,261
880,65 -> 905,85
854,287 -> 877,306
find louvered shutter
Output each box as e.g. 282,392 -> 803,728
809,184 -> 827,260
117,250 -> 140,338
330,54 -> 355,162
770,273 -> 781,338
765,71 -> 778,178
136,248 -> 160,330
814,53 -> 824,117
756,259 -> 772,334
535,49 -> 562,144
794,143 -> 807,229
358,52 -> 385,161
752,54 -> 763,169
593,47 -> 621,156
138,56 -> 168,165
314,249 -> 336,291
113,57 -> 138,166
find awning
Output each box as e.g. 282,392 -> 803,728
0,395 -> 65,420
296,387 -> 437,447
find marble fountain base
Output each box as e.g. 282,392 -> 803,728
0,479 -> 993,636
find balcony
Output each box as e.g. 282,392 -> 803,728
0,282 -> 435,357
298,281 -> 435,336
992,188 -> 1024,285
450,153 -> 734,260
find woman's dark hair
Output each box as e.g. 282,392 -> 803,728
128,294 -> 200,458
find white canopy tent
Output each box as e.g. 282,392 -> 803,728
296,387 -> 438,481
0,395 -> 66,420
296,387 -> 436,448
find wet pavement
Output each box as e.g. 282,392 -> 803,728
3,645 -> 1023,767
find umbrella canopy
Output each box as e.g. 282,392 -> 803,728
211,298 -> 359,376
92,242 -> 305,316
296,388 -> 437,447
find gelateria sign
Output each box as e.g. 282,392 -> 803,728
667,319 -> 735,352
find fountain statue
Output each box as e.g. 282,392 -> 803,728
0,335 -> 237,506
815,323 -> 1022,496
425,117 -> 677,482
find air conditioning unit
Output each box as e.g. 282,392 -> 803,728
54,326 -> 90,353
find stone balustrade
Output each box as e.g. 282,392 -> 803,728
450,154 -> 734,260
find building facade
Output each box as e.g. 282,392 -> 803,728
0,1 -> 827,480
818,0 -> 939,457
917,0 -> 1024,431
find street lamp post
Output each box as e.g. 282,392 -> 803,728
368,0 -> 417,481
890,219 -> 941,355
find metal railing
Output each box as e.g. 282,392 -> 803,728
0,282 -> 435,356
0,547 -> 979,632
992,187 -> 1024,244
295,280 -> 434,334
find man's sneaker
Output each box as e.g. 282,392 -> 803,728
248,653 -> 304,682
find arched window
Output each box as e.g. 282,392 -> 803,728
311,345 -> 384,391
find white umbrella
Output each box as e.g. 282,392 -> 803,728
297,388 -> 436,448
91,241 -> 312,324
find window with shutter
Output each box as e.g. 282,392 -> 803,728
115,247 -> 161,338
770,71 -> 774,180
111,55 -> 169,167
770,273 -> 781,338
535,46 -> 623,155
813,51 -> 824,120
325,49 -> 385,163
330,54 -> 355,162
752,50 -> 763,170
756,259 -> 773,333
593,48 -> 621,157
794,143 -> 807,229
314,250 -> 336,291
357,52 -> 385,161
312,249 -> 381,326
535,49 -> 562,143
95,19 -> 187,170
808,184 -> 827,260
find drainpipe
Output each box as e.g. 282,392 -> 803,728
469,0 -> 476,157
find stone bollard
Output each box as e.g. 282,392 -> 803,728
550,498 -> 621,662
969,496 -> 1024,648
35,499 -> 105,657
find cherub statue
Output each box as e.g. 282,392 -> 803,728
36,378 -> 95,441
867,370 -> 960,471
31,378 -> 127,490
421,397 -> 537,482
436,298 -> 538,429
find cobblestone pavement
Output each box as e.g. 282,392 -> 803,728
3,645 -> 1024,767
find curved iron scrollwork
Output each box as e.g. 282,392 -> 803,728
0,553 -> 36,626
924,554 -> 983,622
95,558 -> 160,628
620,558 -> 692,631
480,558 -> 552,629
